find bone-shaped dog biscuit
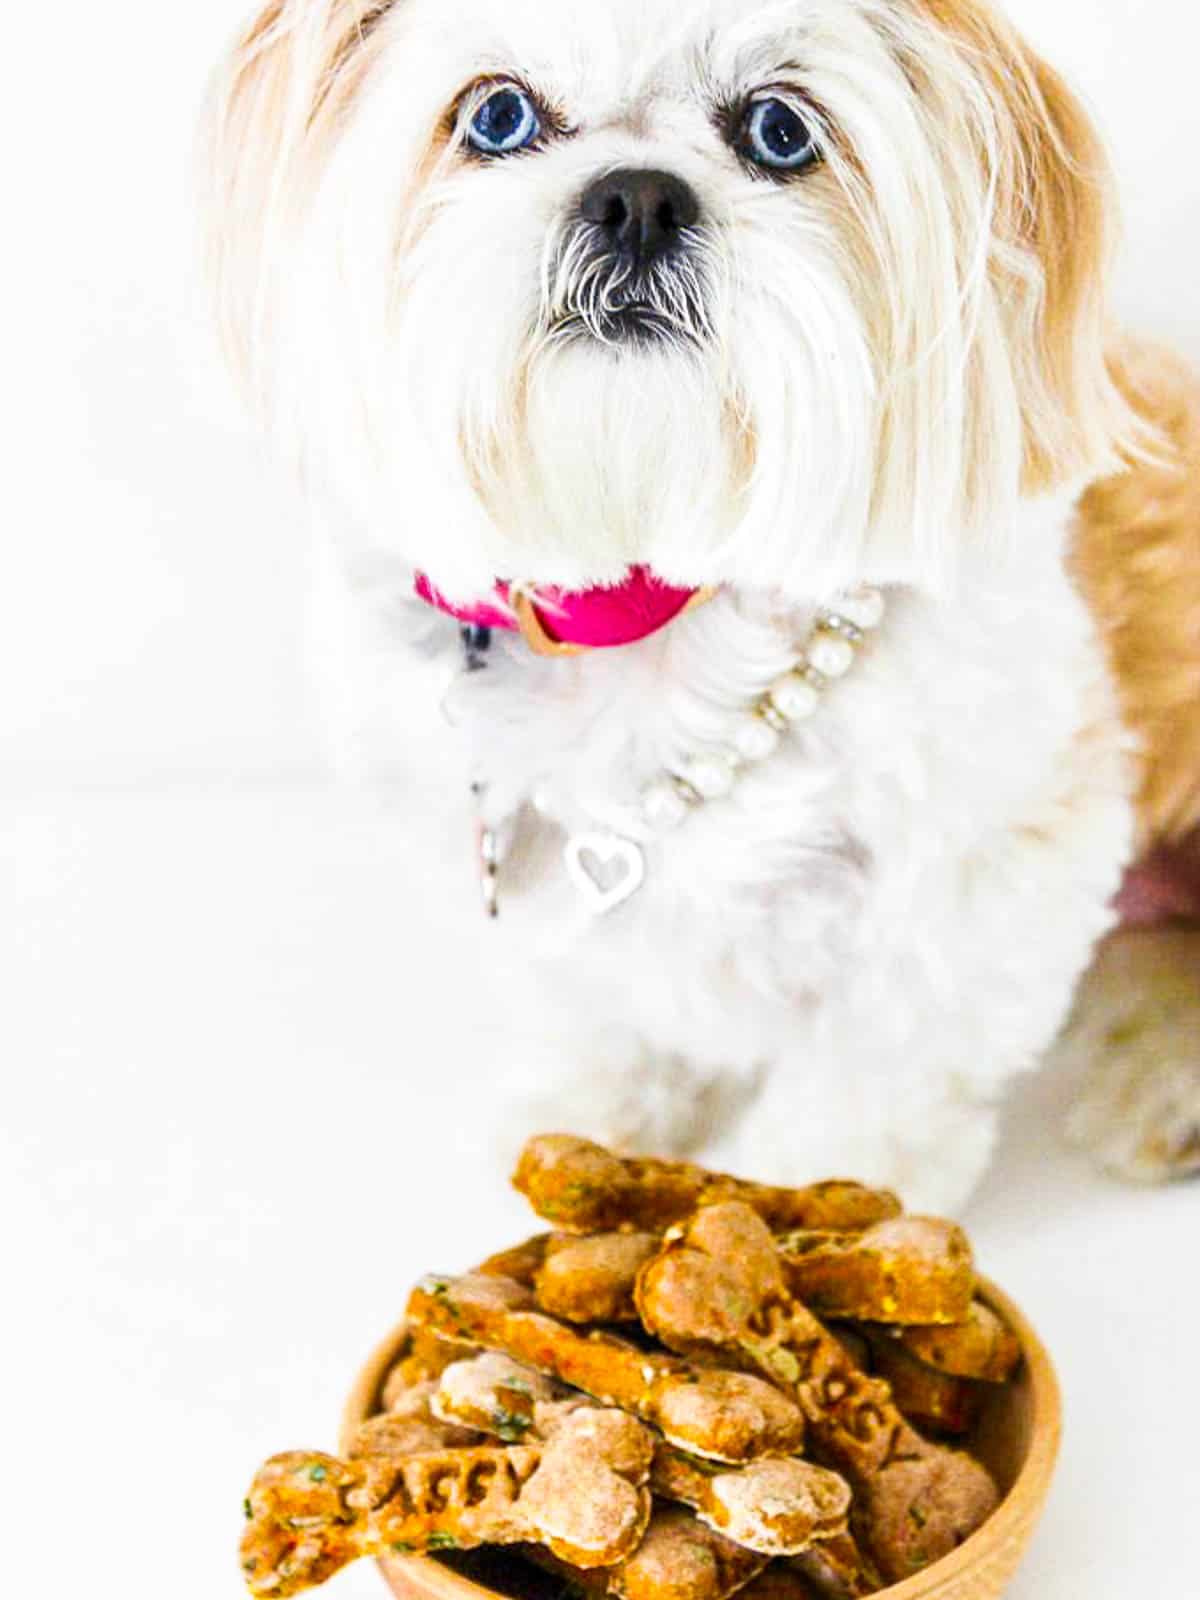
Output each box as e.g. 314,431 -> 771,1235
352,1379 -> 484,1458
241,1447 -> 533,1597
482,1231 -> 666,1323
477,1234 -> 553,1285
487,1215 -> 974,1349
733,1569 -> 824,1600
241,1454 -> 362,1599
854,1331 -> 983,1437
790,1531 -> 885,1600
531,1507 -> 770,1600
892,1300 -> 1022,1383
538,1231 -> 662,1323
652,1453 -> 852,1559
381,1326 -> 477,1410
406,1272 -> 807,1464
605,1510 -> 770,1600
534,1529 -> 863,1600
514,1136 -> 901,1235
777,1220 -> 976,1326
242,1407 -> 654,1595
434,1353 -> 851,1558
635,1204 -> 998,1584
433,1349 -> 566,1442
517,1407 -> 657,1566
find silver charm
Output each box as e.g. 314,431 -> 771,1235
472,779 -> 510,922
565,832 -> 647,916
478,822 -> 502,920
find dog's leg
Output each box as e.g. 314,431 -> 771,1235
701,783 -> 1137,1215
488,1022 -> 761,1171
1060,925 -> 1200,1182
704,1041 -> 1004,1218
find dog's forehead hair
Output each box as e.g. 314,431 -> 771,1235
394,0 -> 840,113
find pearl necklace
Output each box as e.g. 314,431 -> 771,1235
554,584 -> 888,916
636,585 -> 886,828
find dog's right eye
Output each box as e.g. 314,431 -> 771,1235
738,95 -> 820,176
467,86 -> 542,157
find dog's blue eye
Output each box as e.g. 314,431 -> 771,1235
468,87 -> 541,156
742,97 -> 818,173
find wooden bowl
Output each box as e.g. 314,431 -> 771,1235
341,1278 -> 1061,1600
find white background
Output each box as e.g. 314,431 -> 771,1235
3,3 -> 1199,1598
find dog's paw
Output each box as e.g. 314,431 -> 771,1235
585,1052 -> 760,1159
1067,1045 -> 1200,1182
494,1032 -> 759,1164
1060,927 -> 1200,1184
705,1069 -> 999,1216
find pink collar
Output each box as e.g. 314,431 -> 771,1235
414,566 -> 711,656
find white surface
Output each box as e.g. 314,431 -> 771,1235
4,1 -> 1199,1597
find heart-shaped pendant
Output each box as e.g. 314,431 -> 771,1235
565,832 -> 647,916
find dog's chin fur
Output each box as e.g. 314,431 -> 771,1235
205,0 -> 1200,1207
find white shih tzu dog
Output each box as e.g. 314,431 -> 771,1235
205,0 -> 1200,1210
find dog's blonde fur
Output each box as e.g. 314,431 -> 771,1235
203,0 -> 1200,1199
909,0 -> 1126,493
1075,344 -> 1200,845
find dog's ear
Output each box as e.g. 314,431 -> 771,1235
909,0 -> 1131,491
203,1 -> 395,397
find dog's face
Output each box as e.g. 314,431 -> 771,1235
209,0 -> 1128,600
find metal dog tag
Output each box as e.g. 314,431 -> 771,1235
565,832 -> 647,916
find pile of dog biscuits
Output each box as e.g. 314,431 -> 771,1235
241,1136 -> 1023,1600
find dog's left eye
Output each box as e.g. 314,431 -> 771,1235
467,86 -> 542,156
740,96 -> 819,174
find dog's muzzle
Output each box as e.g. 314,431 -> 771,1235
552,167 -> 710,347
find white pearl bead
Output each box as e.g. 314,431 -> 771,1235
642,780 -> 691,830
769,674 -> 821,722
835,586 -> 886,630
733,716 -> 782,763
682,752 -> 739,800
807,634 -> 856,679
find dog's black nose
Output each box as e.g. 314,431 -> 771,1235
580,169 -> 701,268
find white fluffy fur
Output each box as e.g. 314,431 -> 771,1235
207,0 -> 1142,1208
